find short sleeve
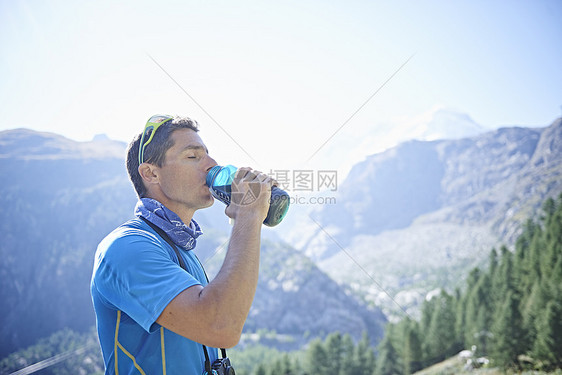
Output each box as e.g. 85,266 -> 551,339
92,226 -> 201,332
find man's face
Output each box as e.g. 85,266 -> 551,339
155,128 -> 217,215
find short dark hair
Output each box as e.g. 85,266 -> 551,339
126,116 -> 199,198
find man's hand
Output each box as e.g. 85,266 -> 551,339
225,168 -> 275,223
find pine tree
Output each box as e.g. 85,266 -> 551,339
353,332 -> 376,375
497,245 -> 515,295
489,248 -> 498,275
521,280 -> 543,351
549,257 -> 562,300
402,321 -> 423,374
461,268 -> 483,348
490,291 -> 525,368
543,203 -> 562,282
375,332 -> 401,375
533,300 -> 562,370
339,334 -> 355,375
472,274 -> 493,356
424,291 -> 458,363
514,220 -> 536,295
419,295 -> 438,364
529,225 -> 544,281
454,291 -> 467,349
325,332 -> 343,374
420,294 -> 437,335
305,338 -> 330,375
473,305 -> 493,356
542,197 -> 556,224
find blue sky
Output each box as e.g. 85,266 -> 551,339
1,0 -> 561,175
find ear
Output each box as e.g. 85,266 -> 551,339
138,163 -> 160,186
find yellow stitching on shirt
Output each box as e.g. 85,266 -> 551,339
161,327 -> 167,375
116,342 -> 147,375
114,311 -> 120,374
114,310 -> 147,375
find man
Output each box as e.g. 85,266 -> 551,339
91,115 -> 274,374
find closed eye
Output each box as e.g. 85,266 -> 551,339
181,144 -> 208,159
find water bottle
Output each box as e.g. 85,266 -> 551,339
206,165 -> 290,227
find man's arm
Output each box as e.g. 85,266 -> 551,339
156,168 -> 272,348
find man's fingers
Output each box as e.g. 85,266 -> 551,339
231,168 -> 277,197
233,167 -> 251,182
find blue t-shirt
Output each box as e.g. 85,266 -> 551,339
91,218 -> 218,374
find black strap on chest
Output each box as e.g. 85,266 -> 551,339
140,216 -> 187,269
138,216 -> 228,370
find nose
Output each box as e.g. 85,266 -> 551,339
205,155 -> 218,172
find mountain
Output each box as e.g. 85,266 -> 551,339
287,117 -> 562,319
0,129 -> 385,357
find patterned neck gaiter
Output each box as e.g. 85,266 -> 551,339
134,198 -> 202,251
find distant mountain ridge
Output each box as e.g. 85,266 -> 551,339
286,117 -> 562,318
0,128 -> 126,160
0,128 -> 385,357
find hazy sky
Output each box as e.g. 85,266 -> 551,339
1,0 -> 561,175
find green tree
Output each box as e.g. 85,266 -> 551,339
528,225 -> 545,281
490,291 -> 525,368
402,321 -> 422,374
376,329 -> 401,375
324,332 -> 344,374
514,220 -> 536,295
471,274 -> 493,355
496,245 -> 515,295
424,291 -> 458,363
541,196 -> 562,281
353,332 -> 376,375
339,334 -> 355,375
305,338 -> 330,375
460,268 -> 482,348
419,295 -> 438,365
521,280 -> 547,353
533,300 -> 562,370
454,292 -> 467,349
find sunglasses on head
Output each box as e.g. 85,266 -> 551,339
138,115 -> 173,165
